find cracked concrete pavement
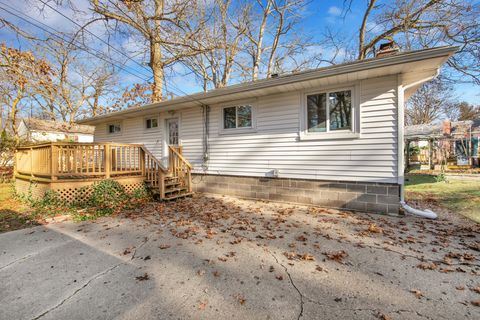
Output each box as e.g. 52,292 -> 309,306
0,194 -> 479,320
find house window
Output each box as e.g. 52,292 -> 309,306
108,123 -> 121,134
223,105 -> 252,129
307,89 -> 352,133
145,118 -> 158,129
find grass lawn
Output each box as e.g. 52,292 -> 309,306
0,182 -> 38,233
405,174 -> 480,223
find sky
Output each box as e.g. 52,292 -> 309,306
0,0 -> 478,105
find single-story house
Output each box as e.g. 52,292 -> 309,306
79,46 -> 457,214
18,118 -> 95,143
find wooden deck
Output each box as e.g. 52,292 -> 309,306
15,142 -> 192,202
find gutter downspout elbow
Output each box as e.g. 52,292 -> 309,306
400,201 -> 437,219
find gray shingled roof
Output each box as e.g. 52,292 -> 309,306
24,118 -> 95,135
405,119 -> 480,139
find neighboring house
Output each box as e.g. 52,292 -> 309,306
79,46 -> 457,214
405,119 -> 480,169
18,118 -> 94,143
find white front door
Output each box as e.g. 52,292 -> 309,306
166,118 -> 179,146
163,118 -> 179,167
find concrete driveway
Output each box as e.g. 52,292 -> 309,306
1,195 -> 479,320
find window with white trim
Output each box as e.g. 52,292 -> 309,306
306,89 -> 352,133
108,123 -> 121,134
145,117 -> 158,129
223,105 -> 253,129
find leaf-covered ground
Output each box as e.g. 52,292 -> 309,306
1,194 -> 479,320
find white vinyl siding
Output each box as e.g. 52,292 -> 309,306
93,75 -> 398,183
94,116 -> 164,162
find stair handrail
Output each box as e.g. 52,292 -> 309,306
140,146 -> 168,172
168,145 -> 192,193
140,146 -> 168,198
168,146 -> 192,169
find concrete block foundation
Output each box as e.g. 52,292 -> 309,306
192,174 -> 401,214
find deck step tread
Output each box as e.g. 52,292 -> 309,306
163,192 -> 193,201
164,187 -> 188,193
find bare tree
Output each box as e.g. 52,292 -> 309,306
0,43 -> 54,142
405,77 -> 453,125
353,0 -> 480,84
30,37 -> 120,122
444,101 -> 480,121
89,0 -> 211,102
244,0 -> 308,80
183,0 -> 250,90
84,64 -> 119,117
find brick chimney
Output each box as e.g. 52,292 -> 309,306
376,41 -> 400,58
442,119 -> 451,136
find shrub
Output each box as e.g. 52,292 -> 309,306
17,179 -> 152,220
435,172 -> 447,183
88,179 -> 128,216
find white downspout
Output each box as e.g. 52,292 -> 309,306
400,201 -> 438,219
397,71 -> 439,219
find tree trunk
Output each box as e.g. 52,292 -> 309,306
358,0 -> 377,60
150,40 -> 164,102
10,89 -> 22,144
252,5 -> 270,81
266,6 -> 284,78
151,0 -> 164,102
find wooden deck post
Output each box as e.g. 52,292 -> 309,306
30,147 -> 33,178
140,147 -> 145,176
105,143 -> 111,179
187,170 -> 192,193
50,143 -> 58,181
159,171 -> 165,199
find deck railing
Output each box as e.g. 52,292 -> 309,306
16,142 -> 148,180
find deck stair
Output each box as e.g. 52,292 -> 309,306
141,145 -> 192,200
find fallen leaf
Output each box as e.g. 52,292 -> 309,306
234,294 -> 246,305
323,250 -> 348,263
135,273 -> 149,281
417,262 -> 437,270
376,312 -> 392,320
300,253 -> 315,261
471,286 -> 480,294
295,235 -> 308,242
367,223 -> 383,234
410,289 -> 424,299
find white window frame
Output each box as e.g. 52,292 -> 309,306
144,116 -> 159,131
220,101 -> 257,134
300,84 -> 360,141
107,122 -> 122,135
